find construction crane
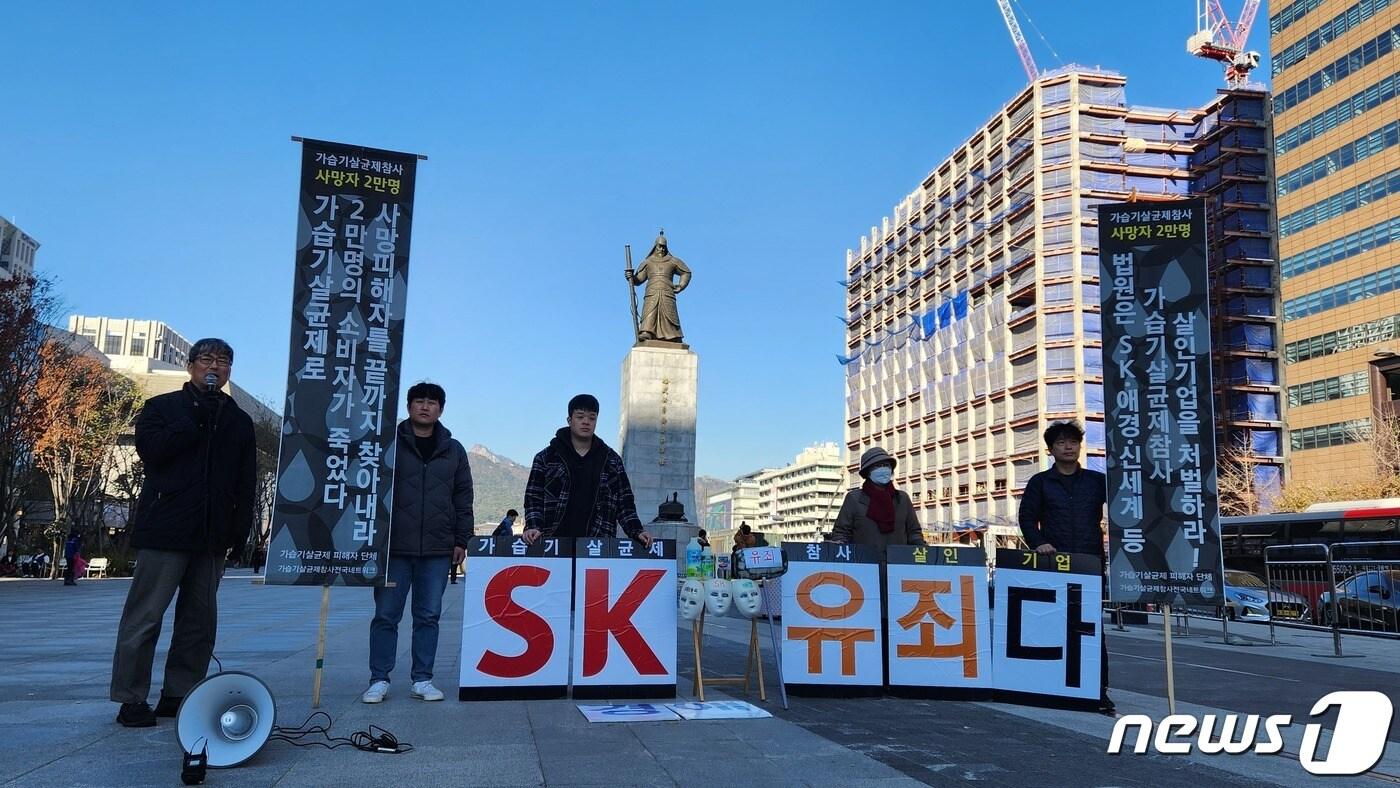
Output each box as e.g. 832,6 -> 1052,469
995,0 -> 1039,84
1187,0 -> 1262,87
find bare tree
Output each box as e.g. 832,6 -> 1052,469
1215,444 -> 1262,517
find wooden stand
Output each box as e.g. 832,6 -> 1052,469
312,583 -> 330,708
690,607 -> 765,703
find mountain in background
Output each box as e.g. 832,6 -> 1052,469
467,444 -> 735,532
467,444 -> 530,530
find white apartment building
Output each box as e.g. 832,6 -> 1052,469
756,443 -> 846,544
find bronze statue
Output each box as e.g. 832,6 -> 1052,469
626,230 -> 692,344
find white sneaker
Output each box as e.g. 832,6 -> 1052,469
410,680 -> 444,701
361,680 -> 390,704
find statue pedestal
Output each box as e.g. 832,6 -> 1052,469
619,344 -> 697,530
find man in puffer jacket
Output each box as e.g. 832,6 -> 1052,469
362,382 -> 473,705
1017,419 -> 1114,715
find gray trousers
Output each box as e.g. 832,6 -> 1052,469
110,548 -> 224,704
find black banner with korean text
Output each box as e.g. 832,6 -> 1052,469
1099,198 -> 1223,605
266,138 -> 419,586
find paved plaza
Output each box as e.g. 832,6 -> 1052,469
1,572 -> 1397,787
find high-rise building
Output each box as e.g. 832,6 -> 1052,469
1271,1 -> 1400,484
0,217 -> 39,281
842,66 -> 1285,545
754,443 -> 846,543
67,315 -> 193,367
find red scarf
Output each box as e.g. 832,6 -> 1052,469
862,480 -> 897,534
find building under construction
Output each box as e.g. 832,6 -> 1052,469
840,66 -> 1283,546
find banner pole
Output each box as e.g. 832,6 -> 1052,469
1162,603 -> 1176,715
312,583 -> 331,708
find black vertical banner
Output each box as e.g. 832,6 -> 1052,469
266,139 -> 421,586
1099,198 -> 1224,605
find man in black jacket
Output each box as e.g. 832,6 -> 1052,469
362,382 -> 473,705
110,338 -> 256,728
1017,420 -> 1114,714
521,394 -> 652,549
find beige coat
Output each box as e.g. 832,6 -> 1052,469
831,487 -> 926,551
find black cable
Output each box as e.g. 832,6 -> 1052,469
269,712 -> 413,754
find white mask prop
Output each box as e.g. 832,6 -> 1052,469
679,578 -> 705,621
705,578 -> 733,616
731,579 -> 762,617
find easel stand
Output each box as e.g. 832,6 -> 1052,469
312,583 -> 331,708
691,608 -> 765,703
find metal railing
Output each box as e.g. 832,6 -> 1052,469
1264,541 -> 1400,656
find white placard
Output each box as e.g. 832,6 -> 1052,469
459,555 -> 572,692
780,561 -> 884,686
886,562 -> 992,689
991,566 -> 1103,701
571,557 -> 677,689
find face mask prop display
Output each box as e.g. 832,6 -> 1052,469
679,578 -> 705,621
705,578 -> 733,616
731,579 -> 762,617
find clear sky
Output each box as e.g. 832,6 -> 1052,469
2,1 -> 1272,479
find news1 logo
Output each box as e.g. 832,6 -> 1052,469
1107,691 -> 1393,776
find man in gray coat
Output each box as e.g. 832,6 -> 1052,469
362,382 -> 473,704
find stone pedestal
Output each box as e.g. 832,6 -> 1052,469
619,344 -> 698,531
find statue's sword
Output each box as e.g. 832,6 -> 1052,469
625,244 -> 641,341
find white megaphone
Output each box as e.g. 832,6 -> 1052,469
176,672 -> 277,768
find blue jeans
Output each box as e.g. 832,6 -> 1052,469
369,555 -> 451,683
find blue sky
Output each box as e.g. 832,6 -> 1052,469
2,1 -> 1271,479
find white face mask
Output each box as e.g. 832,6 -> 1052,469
679,579 -> 705,621
705,579 -> 733,616
869,467 -> 894,485
731,579 -> 762,617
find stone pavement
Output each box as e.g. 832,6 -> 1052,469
1,572 -> 1397,787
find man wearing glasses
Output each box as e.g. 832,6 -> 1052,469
110,338 -> 257,727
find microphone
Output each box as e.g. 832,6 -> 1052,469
203,373 -> 219,394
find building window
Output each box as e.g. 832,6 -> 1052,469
1290,419 -> 1371,451
1046,382 -> 1076,411
1280,215 -> 1400,280
1042,140 -> 1071,165
103,335 -> 123,355
1273,25 -> 1400,115
1279,169 -> 1400,238
1045,346 -> 1075,374
129,337 -> 146,356
1276,72 -> 1400,157
1287,371 -> 1370,407
1284,262 -> 1400,321
1272,0 -> 1395,78
1043,282 -> 1074,305
1276,119 -> 1399,197
1044,312 -> 1075,339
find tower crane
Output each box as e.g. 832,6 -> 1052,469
1187,0 -> 1262,87
995,0 -> 1039,84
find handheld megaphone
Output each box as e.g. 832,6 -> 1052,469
176,672 -> 276,768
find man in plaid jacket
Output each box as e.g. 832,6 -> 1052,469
521,394 -> 655,549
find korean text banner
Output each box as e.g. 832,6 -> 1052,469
781,543 -> 884,689
571,539 -> 678,699
991,549 -> 1102,703
267,138 -> 419,586
885,545 -> 991,691
1098,198 -> 1224,605
459,536 -> 573,700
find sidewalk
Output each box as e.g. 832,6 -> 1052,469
1,574 -> 1394,787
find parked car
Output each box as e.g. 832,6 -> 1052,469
1317,570 -> 1399,633
1222,570 -> 1310,622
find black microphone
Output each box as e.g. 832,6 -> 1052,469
203,373 -> 218,394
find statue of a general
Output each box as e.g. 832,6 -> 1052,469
626,230 -> 692,344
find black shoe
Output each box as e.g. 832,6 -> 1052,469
154,694 -> 183,718
1098,695 -> 1117,717
117,702 -> 157,727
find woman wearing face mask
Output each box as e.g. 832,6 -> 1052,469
829,447 -> 927,550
